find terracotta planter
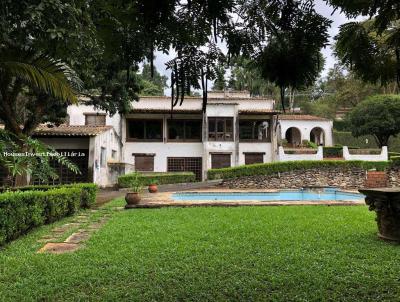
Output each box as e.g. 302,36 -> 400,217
125,192 -> 141,205
359,188 -> 400,242
148,184 -> 158,193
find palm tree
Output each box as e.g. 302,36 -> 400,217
0,45 -> 82,185
0,45 -> 81,135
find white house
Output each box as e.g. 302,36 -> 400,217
33,91 -> 335,186
279,115 -> 333,147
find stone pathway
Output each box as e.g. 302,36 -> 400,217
37,209 -> 111,254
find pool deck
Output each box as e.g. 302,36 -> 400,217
125,188 -> 365,209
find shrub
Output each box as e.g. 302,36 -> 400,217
118,172 -> 195,188
391,156 -> 400,166
0,187 -> 81,246
207,160 -> 389,180
0,183 -> 98,209
323,147 -> 343,158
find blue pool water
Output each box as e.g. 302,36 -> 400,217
172,188 -> 364,202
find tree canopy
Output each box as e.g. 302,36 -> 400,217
349,95 -> 400,147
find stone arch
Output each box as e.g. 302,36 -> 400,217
310,127 -> 325,146
285,127 -> 302,147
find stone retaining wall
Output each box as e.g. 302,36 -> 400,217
388,166 -> 400,187
220,167 -> 367,189
220,166 -> 400,189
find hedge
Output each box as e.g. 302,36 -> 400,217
0,183 -> 98,208
118,172 -> 196,188
207,160 -> 390,180
323,147 -> 343,158
0,187 -> 81,246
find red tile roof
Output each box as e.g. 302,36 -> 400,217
279,114 -> 329,121
33,125 -> 113,136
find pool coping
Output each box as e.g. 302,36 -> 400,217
128,188 -> 365,209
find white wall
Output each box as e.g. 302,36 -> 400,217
280,119 -> 333,146
124,142 -> 204,172
343,146 -> 388,161
67,104 -> 122,136
91,129 -> 123,187
278,146 -> 323,161
239,143 -> 273,164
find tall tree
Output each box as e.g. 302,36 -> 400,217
335,20 -> 400,90
228,57 -> 277,97
248,1 -> 331,112
349,95 -> 400,147
327,0 -> 400,90
212,65 -> 227,91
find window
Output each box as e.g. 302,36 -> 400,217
244,153 -> 264,165
111,150 -> 117,159
100,147 -> 106,167
127,120 -> 163,141
168,120 -> 202,141
211,153 -> 231,169
239,120 -> 271,142
134,154 -> 154,171
208,117 -> 233,141
85,113 -> 106,126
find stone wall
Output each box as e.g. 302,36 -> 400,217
220,166 -> 400,189
388,166 -> 400,187
220,167 -> 367,189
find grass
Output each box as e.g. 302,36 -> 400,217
1,200 -> 400,301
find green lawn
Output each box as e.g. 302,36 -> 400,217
1,200 -> 400,301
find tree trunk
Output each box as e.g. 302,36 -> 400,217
280,86 -> 286,113
288,87 -> 295,112
375,134 -> 389,149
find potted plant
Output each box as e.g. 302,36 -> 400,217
125,173 -> 142,205
148,179 -> 159,193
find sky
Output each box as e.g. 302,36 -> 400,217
151,0 -> 358,95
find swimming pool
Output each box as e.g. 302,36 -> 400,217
172,188 -> 364,202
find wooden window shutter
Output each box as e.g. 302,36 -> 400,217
211,154 -> 231,169
244,153 -> 264,165
135,155 -> 154,172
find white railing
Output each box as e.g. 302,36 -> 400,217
278,146 -> 323,161
343,146 -> 388,161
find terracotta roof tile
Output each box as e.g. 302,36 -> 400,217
33,125 -> 113,136
279,114 -> 329,121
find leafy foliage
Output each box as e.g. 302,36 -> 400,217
138,64 -> 168,96
0,46 -> 81,139
0,130 -> 80,186
254,1 -> 331,112
335,20 -> 399,89
0,187 -> 81,246
226,57 -> 278,97
118,172 -> 195,188
349,95 -> 400,147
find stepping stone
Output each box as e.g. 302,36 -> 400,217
64,231 -> 91,244
65,222 -> 81,226
38,242 -> 80,254
52,226 -> 70,233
